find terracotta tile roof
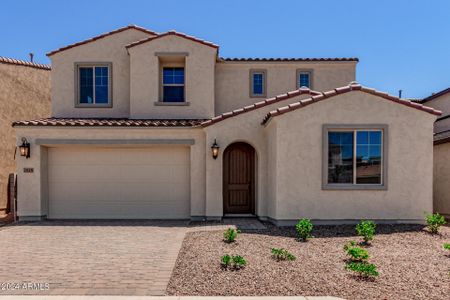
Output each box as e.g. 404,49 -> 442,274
12,118 -> 205,128
126,30 -> 219,49
420,87 -> 450,103
219,57 -> 359,62
262,82 -> 442,125
201,87 -> 321,127
47,25 -> 158,57
0,56 -> 50,70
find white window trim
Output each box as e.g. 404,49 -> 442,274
322,124 -> 388,190
74,62 -> 112,108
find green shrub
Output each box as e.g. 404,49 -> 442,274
345,261 -> 379,278
356,220 -> 376,245
346,246 -> 369,262
220,254 -> 247,270
295,218 -> 313,241
223,228 -> 241,243
425,213 -> 446,234
271,248 -> 296,261
443,243 -> 450,251
221,254 -> 232,267
343,240 -> 357,251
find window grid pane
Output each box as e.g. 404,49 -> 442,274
356,131 -> 382,184
95,67 -> 109,103
163,67 -> 185,102
252,73 -> 264,95
299,73 -> 310,88
328,132 -> 354,184
79,67 -> 94,104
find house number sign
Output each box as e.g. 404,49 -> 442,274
23,168 -> 34,173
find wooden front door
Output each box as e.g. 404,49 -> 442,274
223,142 -> 255,214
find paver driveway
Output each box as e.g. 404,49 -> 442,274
0,220 -> 189,296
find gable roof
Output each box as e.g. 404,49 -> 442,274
201,87 -> 321,127
0,56 -> 50,70
219,57 -> 358,62
47,25 -> 157,57
125,30 -> 219,50
262,82 -> 442,125
420,87 -> 450,103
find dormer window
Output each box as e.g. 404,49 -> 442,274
76,63 -> 112,107
163,67 -> 185,102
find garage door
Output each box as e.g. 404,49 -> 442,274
47,146 -> 190,219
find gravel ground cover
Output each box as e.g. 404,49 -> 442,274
167,223 -> 450,299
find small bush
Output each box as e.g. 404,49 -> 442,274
271,248 -> 296,261
443,243 -> 450,251
295,218 -> 313,241
346,246 -> 369,262
221,254 -> 232,267
356,220 -> 376,245
425,213 -> 446,234
221,254 -> 247,270
223,228 -> 241,243
343,240 -> 357,251
345,261 -> 379,278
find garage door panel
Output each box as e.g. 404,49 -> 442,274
47,146 -> 190,219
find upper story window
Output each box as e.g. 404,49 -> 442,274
76,63 -> 112,107
323,125 -> 387,190
162,67 -> 185,102
250,69 -> 266,97
297,70 -> 312,89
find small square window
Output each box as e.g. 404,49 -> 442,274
297,70 -> 312,89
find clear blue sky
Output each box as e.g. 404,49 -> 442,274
1,0 -> 449,98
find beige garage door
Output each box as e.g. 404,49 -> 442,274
47,146 -> 190,219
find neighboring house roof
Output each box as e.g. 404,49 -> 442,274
0,56 -> 51,70
12,118 -> 205,127
262,83 -> 442,125
219,57 -> 359,62
201,87 -> 321,127
47,25 -> 158,57
420,87 -> 450,103
434,129 -> 450,145
125,30 -> 219,49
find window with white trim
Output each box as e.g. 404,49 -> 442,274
297,71 -> 311,88
162,67 -> 185,102
327,129 -> 383,185
250,70 -> 266,97
77,64 -> 111,105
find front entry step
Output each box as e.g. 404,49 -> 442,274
222,217 -> 266,230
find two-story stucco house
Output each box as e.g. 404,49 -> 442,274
13,25 -> 441,224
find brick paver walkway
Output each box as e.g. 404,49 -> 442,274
0,220 -> 188,296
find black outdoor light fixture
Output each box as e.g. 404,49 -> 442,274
19,137 -> 30,159
211,138 -> 220,159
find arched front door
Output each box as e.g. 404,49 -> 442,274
223,142 -> 255,215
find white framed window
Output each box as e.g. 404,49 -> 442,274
75,63 -> 112,107
323,125 -> 388,190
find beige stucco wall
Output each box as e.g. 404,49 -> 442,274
128,35 -> 217,119
265,91 -> 436,222
0,63 -> 50,209
215,61 -> 356,114
50,29 -> 154,118
422,93 -> 450,133
204,93 -> 318,219
433,142 -> 450,218
14,127 -> 206,219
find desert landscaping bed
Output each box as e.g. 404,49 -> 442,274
167,223 -> 450,299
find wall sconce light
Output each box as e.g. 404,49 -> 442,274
19,137 -> 30,159
211,138 -> 220,159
